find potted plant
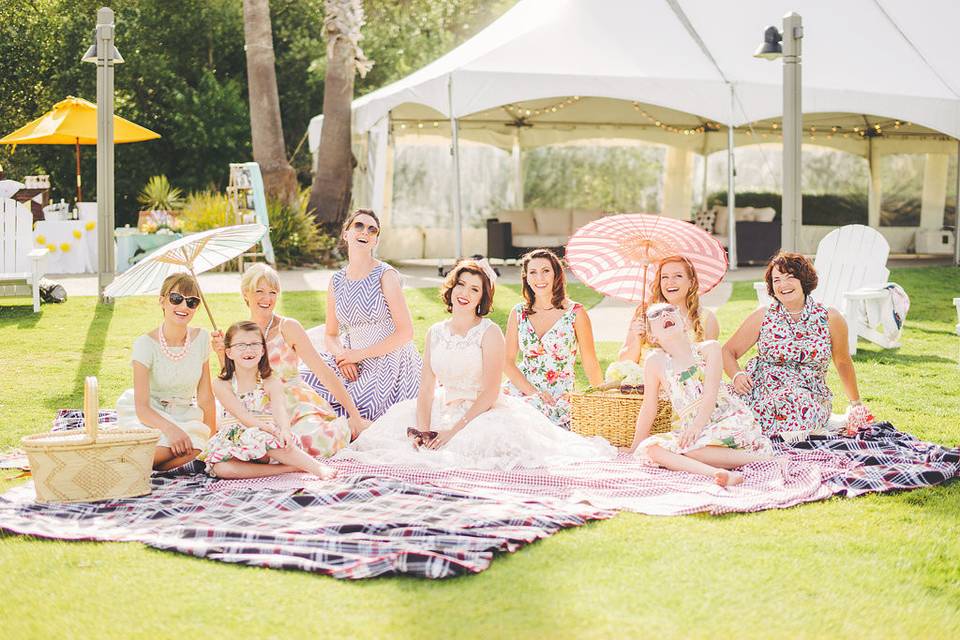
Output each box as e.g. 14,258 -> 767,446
137,175 -> 184,232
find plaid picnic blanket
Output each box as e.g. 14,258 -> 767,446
0,473 -> 611,579
774,421 -> 960,497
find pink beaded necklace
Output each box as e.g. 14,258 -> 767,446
158,323 -> 193,361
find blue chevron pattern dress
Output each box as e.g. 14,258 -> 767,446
302,262 -> 422,420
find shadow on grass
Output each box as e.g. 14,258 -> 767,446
45,302 -> 115,411
853,349 -> 955,366
0,302 -> 44,329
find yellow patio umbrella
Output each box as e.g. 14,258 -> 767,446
0,96 -> 160,201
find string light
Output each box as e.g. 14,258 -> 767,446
502,96 -> 581,121
631,102 -> 708,135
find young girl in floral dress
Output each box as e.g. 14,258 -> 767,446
502,249 -> 603,429
623,303 -> 775,487
200,321 -> 337,480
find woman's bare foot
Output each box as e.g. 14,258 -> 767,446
714,469 -> 744,487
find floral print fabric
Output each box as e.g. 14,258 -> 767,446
740,298 -> 833,434
502,303 -> 582,429
198,378 -> 302,474
634,345 -> 773,463
267,321 -> 351,458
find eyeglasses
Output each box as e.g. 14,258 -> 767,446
352,221 -> 380,236
645,305 -> 678,321
227,342 -> 263,353
167,292 -> 201,309
407,427 -> 438,447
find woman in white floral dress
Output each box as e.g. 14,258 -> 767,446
502,249 -> 603,429
624,303 -> 775,487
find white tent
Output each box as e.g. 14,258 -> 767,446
309,0 -> 960,262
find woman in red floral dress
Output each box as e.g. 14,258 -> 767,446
502,249 -> 603,429
721,252 -> 865,434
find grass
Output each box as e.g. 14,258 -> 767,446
1,268 -> 958,638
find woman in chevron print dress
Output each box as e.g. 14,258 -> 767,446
304,209 -> 422,420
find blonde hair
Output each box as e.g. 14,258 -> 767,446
160,273 -> 199,298
240,263 -> 281,302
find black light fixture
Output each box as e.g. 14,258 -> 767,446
754,26 -> 783,60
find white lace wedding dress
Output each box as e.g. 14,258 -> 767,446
338,318 -> 616,471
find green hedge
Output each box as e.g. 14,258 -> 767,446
706,191 -> 868,226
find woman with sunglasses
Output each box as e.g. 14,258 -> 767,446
116,273 -> 217,471
304,209 -> 422,421
619,255 -> 719,363
340,259 -> 615,471
623,302 -> 774,487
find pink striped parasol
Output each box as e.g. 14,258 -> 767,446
566,213 -> 727,303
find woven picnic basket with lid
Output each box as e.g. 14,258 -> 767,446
569,389 -> 673,447
21,377 -> 159,503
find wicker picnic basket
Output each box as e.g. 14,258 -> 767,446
569,389 -> 674,447
21,377 -> 159,503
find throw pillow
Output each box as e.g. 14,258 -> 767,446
694,208 -> 716,235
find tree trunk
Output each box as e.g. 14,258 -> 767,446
242,0 -> 298,207
309,0 -> 372,234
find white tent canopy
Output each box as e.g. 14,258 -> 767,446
341,0 -> 960,137
309,0 -> 960,262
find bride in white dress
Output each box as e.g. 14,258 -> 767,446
339,259 -> 615,471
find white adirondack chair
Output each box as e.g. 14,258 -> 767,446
0,198 -> 48,312
753,225 -> 897,355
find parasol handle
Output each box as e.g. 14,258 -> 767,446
187,266 -> 218,332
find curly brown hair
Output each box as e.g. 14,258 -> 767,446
520,248 -> 566,314
441,259 -> 494,317
764,251 -> 818,297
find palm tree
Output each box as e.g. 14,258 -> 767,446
308,0 -> 372,232
242,0 -> 298,207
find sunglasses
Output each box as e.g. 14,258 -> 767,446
407,427 -> 439,447
167,292 -> 201,309
227,341 -> 263,353
645,305 -> 678,321
352,221 -> 380,236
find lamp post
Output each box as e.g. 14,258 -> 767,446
82,7 -> 123,301
756,12 -> 803,253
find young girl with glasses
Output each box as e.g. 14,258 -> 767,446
622,303 -> 775,487
199,321 -> 337,479
116,273 -> 216,471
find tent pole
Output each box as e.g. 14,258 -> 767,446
701,152 -> 709,211
955,140 -> 960,267
448,75 -> 464,261
75,138 -> 82,203
512,128 -> 523,209
727,84 -> 737,270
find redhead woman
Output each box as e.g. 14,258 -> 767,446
619,255 -> 719,363
501,248 -> 603,429
306,209 -> 422,420
212,263 -> 366,457
722,251 -> 865,435
116,274 -> 216,470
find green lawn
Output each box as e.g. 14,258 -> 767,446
1,268 -> 958,638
